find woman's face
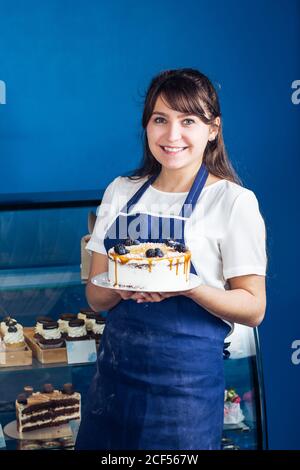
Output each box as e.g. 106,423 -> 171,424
146,95 -> 217,171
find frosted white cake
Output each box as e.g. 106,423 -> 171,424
108,240 -> 191,291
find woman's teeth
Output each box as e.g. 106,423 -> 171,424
161,146 -> 187,154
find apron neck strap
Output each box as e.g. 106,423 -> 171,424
178,162 -> 209,218
123,173 -> 158,214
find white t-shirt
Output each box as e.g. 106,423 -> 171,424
86,175 -> 267,291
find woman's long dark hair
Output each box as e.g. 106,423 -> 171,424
128,68 -> 241,185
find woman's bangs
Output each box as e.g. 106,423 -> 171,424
159,84 -> 207,119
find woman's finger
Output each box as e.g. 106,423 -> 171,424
159,291 -> 179,298
128,291 -> 166,303
147,292 -> 164,302
136,293 -> 152,302
131,292 -> 145,301
117,289 -> 135,300
133,292 -> 161,303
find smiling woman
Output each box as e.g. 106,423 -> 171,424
130,68 -> 241,188
76,68 -> 267,451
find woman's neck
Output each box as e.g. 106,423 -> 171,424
152,165 -> 222,193
152,162 -> 202,193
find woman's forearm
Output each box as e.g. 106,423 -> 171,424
186,285 -> 266,327
86,282 -> 121,312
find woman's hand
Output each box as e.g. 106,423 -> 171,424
115,289 -> 140,301
130,288 -> 198,303
115,289 -> 166,302
114,287 -> 200,303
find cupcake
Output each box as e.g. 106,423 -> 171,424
36,321 -> 64,349
1,317 -> 21,336
85,312 -> 102,332
34,316 -> 53,337
3,325 -> 26,351
90,317 -> 106,341
77,308 -> 96,322
58,314 -> 77,336
65,319 -> 88,341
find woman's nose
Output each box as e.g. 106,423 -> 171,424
164,122 -> 182,141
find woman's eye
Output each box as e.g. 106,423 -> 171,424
153,117 -> 165,123
183,119 -> 195,125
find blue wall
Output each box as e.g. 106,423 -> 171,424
0,0 -> 299,449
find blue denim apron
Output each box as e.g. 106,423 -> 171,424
76,163 -> 231,450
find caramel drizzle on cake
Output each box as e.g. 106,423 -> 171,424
109,242 -> 191,287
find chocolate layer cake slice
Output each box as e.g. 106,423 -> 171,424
16,383 -> 81,432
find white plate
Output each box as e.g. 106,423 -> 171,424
91,272 -> 202,293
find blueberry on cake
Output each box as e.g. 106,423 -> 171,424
0,316 -> 23,336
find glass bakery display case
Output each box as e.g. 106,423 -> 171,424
222,325 -> 268,450
0,192 -> 101,450
0,193 -> 268,450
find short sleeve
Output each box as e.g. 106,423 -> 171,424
220,191 -> 267,280
85,177 -> 120,255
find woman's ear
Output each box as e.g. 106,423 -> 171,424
208,116 -> 220,141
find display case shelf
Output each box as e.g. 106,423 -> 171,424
0,357 -> 96,373
0,266 -> 83,292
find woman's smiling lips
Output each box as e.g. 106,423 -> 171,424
159,145 -> 189,155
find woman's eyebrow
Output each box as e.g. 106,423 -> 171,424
152,111 -> 196,117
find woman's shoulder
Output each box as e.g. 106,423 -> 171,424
103,175 -> 148,200
206,178 -> 256,198
203,178 -> 260,212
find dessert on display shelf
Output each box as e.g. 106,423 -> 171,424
57,314 -> 77,336
0,316 -> 26,351
16,383 -> 81,432
34,316 -> 53,336
224,388 -> 245,425
65,319 -> 89,341
90,317 -> 106,341
34,321 -> 64,349
77,307 -> 96,322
